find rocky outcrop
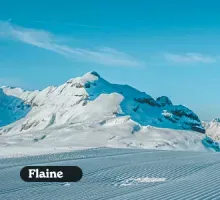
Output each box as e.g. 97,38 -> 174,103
156,96 -> 173,107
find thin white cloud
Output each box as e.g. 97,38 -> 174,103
0,21 -> 143,67
33,20 -> 102,29
164,53 -> 217,64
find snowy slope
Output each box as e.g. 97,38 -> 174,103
1,148 -> 220,200
0,120 -> 209,158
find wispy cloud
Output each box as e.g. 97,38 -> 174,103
0,21 -> 143,67
33,20 -> 102,29
164,53 -> 217,64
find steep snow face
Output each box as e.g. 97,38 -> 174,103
0,71 -> 205,134
0,88 -> 31,127
203,118 -> 220,141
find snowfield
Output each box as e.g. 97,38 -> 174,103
0,123 -> 210,158
1,147 -> 220,200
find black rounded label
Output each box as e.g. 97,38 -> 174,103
20,166 -> 83,182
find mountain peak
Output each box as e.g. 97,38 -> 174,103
212,118 -> 220,123
65,71 -> 100,86
81,71 -> 100,83
89,71 -> 100,78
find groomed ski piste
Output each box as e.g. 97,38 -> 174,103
1,71 -> 220,199
1,147 -> 220,200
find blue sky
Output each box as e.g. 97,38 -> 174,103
0,0 -> 219,120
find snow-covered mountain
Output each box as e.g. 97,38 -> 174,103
0,71 -> 211,155
203,118 -> 220,141
0,71 -> 205,134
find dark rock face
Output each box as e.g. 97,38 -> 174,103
169,105 -> 200,122
166,105 -> 205,134
75,83 -> 84,88
156,96 -> 173,107
84,82 -> 91,88
191,126 -> 206,134
134,97 -> 160,107
90,71 -> 100,78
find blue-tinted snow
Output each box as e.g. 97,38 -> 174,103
0,88 -> 31,127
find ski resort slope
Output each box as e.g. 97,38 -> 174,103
1,148 -> 220,200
